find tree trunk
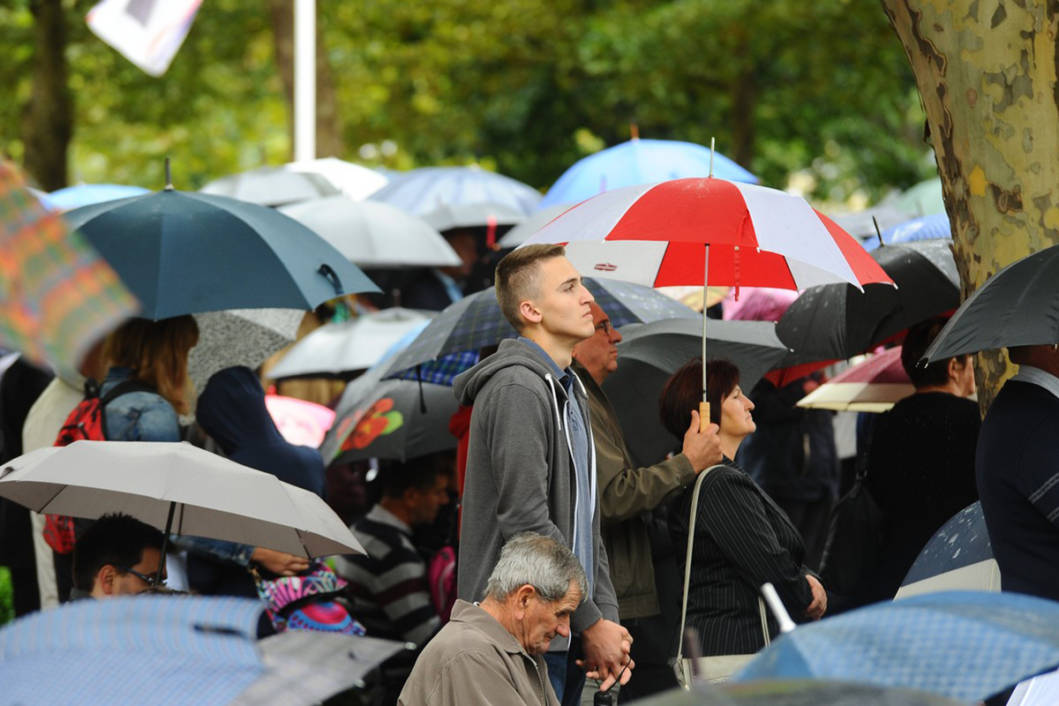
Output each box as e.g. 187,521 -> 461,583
882,0 -> 1059,412
268,0 -> 343,160
22,0 -> 72,190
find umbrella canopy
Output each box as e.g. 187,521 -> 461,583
279,196 -> 461,269
368,166 -> 541,219
264,394 -> 336,448
797,347 -> 914,413
498,203 -> 571,248
539,138 -> 756,209
284,157 -> 389,201
200,166 -> 339,207
380,277 -> 699,383
324,379 -> 458,463
603,318 -> 790,466
866,213 -> 951,250
0,440 -> 363,557
64,188 -> 379,320
524,178 -> 892,290
0,161 -> 138,375
895,502 -> 1000,599
734,590 -> 1059,702
189,308 -> 305,394
633,681 -> 962,705
890,177 -> 945,218
777,239 -> 959,362
421,201 -> 526,232
269,308 -> 434,379
924,244 -> 1059,362
830,204 -> 912,241
47,183 -> 150,211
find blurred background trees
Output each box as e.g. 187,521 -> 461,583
1,0 -> 934,203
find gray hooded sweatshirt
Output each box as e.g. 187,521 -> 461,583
453,338 -> 619,634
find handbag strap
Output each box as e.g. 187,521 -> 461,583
676,465 -> 769,664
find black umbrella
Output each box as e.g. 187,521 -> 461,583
776,239 -> 959,361
603,318 -> 789,466
924,243 -> 1059,362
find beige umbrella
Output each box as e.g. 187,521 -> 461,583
0,441 -> 364,562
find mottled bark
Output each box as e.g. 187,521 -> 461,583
22,0 -> 72,190
882,0 -> 1059,412
268,0 -> 343,159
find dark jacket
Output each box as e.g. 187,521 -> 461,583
668,463 -> 814,656
575,362 -> 694,619
977,378 -> 1059,601
453,339 -> 619,633
861,392 -> 979,603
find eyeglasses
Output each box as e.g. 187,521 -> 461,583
120,566 -> 166,588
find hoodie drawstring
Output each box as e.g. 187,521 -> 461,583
544,373 -> 563,431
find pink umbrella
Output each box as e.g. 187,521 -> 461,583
265,394 -> 336,448
796,346 -> 913,413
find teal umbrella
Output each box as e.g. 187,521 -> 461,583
64,188 -> 379,320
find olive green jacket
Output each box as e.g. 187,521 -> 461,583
576,363 -> 696,619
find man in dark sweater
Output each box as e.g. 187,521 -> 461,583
977,343 -> 1059,601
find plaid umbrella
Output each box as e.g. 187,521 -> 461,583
382,277 -> 699,384
0,160 -> 137,374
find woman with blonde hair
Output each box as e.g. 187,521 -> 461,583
99,315 -> 199,440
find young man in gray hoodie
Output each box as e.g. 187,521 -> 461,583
453,244 -> 633,704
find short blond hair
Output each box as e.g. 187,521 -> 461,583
495,244 -> 566,330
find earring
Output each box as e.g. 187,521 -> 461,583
1053,344 -> 1058,352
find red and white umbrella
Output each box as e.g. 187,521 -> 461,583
796,346 -> 913,413
524,178 -> 891,290
522,177 -> 894,424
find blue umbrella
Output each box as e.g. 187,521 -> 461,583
866,213 -> 951,250
897,502 -> 1000,598
64,189 -> 379,320
368,166 -> 541,220
734,590 -> 1059,702
48,183 -> 150,211
0,595 -> 265,705
539,138 -> 757,209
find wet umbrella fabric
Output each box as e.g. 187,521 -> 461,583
200,166 -> 339,207
633,680 -> 962,705
380,277 -> 699,383
498,203 -> 571,248
603,318 -> 789,466
777,239 -> 959,361
0,440 -> 364,557
284,157 -> 389,201
866,213 -> 951,250
895,502 -> 1000,599
924,243 -> 1059,362
278,197 -> 461,269
189,308 -> 305,394
64,189 -> 379,320
734,590 -> 1059,703
539,138 -> 756,209
796,347 -> 913,413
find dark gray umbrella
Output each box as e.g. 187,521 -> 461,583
632,680 -> 962,705
924,243 -> 1059,362
776,239 -> 958,361
64,189 -> 379,319
896,501 -> 999,598
603,318 -> 789,466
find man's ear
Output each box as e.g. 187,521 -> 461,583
519,300 -> 542,326
513,584 -> 537,616
97,565 -> 117,595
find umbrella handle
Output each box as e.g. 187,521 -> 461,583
317,263 -> 344,297
699,401 -> 710,432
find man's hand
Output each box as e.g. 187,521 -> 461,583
577,619 -> 634,690
683,409 -> 723,472
251,547 -> 310,576
804,574 -> 827,620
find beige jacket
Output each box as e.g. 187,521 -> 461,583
398,600 -> 558,706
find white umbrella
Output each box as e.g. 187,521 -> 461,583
421,201 -> 526,231
497,203 -> 571,248
269,307 -> 434,379
189,308 -> 306,394
199,167 -> 339,207
284,157 -> 389,201
279,197 -> 461,269
0,441 -> 364,559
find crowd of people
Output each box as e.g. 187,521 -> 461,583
0,233 -> 1056,706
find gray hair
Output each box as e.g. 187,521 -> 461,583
484,533 -> 588,602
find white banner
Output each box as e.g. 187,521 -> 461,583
86,0 -> 203,77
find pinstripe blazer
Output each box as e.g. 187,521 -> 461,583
668,463 -> 815,656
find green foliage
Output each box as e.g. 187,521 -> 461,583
0,566 -> 13,626
0,0 -> 934,201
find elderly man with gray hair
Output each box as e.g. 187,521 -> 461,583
398,533 -> 598,706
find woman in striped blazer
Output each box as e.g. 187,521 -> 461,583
661,358 -> 827,657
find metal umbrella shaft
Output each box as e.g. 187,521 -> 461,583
701,243 -> 711,431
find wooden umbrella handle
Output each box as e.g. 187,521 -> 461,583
699,401 -> 711,432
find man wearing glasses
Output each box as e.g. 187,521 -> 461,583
72,513 -> 166,598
